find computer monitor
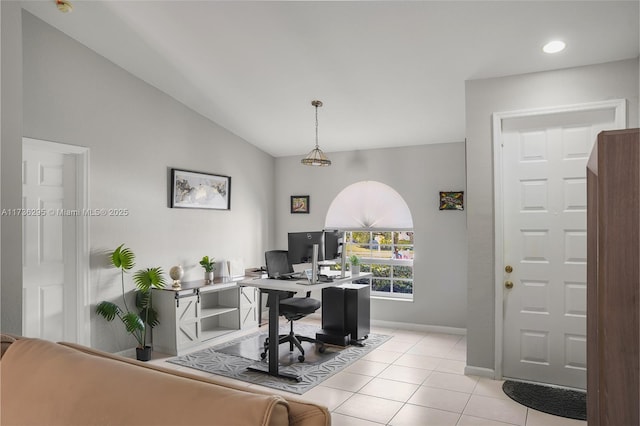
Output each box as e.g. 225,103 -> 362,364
287,231 -> 325,265
265,250 -> 294,278
324,230 -> 342,261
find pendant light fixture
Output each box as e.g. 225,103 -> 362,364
301,100 -> 331,166
56,0 -> 73,13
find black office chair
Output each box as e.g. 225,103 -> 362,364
262,250 -> 326,362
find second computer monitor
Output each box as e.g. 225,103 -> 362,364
324,230 -> 342,261
287,230 -> 343,265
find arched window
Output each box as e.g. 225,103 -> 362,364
325,181 -> 414,299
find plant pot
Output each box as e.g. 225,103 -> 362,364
205,270 -> 214,284
351,265 -> 360,276
136,346 -> 152,362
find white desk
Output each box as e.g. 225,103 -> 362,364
240,273 -> 372,381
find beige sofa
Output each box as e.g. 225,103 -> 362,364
0,335 -> 330,426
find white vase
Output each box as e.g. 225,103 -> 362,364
351,265 -> 360,276
205,270 -> 214,284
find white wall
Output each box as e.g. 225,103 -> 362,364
275,143 -> 467,328
14,12 -> 276,352
465,58 -> 640,372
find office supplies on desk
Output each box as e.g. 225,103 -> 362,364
297,269 -> 333,285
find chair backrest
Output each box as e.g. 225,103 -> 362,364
265,250 -> 294,279
265,250 -> 311,300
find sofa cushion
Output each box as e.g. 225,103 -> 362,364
1,338 -> 290,426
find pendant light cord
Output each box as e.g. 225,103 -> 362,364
301,99 -> 330,166
315,103 -> 320,149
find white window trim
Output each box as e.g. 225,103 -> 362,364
345,230 -> 414,300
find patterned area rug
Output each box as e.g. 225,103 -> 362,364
169,324 -> 390,394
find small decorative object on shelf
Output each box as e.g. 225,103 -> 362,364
200,256 -> 216,284
349,255 -> 361,276
169,265 -> 184,290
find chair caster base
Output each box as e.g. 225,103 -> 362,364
247,366 -> 301,382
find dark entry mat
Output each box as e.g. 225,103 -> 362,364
502,380 -> 586,421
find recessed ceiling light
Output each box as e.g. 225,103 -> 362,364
543,40 -> 566,54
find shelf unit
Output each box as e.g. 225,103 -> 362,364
152,278 -> 258,356
199,283 -> 239,342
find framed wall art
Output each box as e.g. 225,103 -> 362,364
291,195 -> 310,214
439,191 -> 464,211
171,168 -> 231,210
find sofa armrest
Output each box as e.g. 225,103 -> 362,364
0,334 -> 17,359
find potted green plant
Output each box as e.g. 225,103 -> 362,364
200,255 -> 216,284
96,244 -> 166,361
349,254 -> 361,275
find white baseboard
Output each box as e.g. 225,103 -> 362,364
300,312 -> 467,336
370,319 -> 467,335
304,314 -> 467,335
465,365 -> 495,379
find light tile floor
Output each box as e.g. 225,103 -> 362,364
152,318 -> 587,426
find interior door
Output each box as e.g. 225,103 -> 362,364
501,107 -> 621,389
22,145 -> 77,341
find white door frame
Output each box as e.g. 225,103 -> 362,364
492,99 -> 626,379
22,137 -> 90,345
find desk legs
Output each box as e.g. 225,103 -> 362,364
246,290 -> 300,382
257,291 -> 268,327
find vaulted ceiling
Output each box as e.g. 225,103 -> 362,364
21,1 -> 639,157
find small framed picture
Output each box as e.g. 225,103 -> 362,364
439,191 -> 464,211
291,195 -> 310,214
171,168 -> 231,210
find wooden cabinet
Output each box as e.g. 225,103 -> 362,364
586,128 -> 639,426
152,279 -> 258,356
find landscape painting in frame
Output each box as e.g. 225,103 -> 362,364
439,191 -> 464,211
171,169 -> 231,210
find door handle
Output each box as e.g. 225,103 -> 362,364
505,281 -> 514,289
505,265 -> 513,273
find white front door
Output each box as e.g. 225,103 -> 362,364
22,139 -> 89,344
498,102 -> 624,389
